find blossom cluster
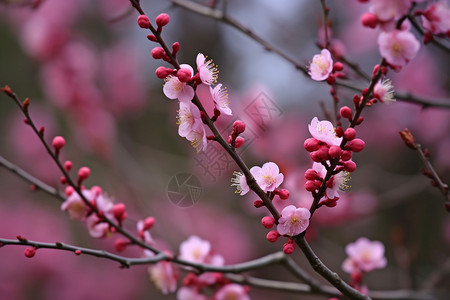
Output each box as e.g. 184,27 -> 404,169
146,235 -> 250,300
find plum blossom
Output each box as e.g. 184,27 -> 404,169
231,171 -> 250,195
308,117 -> 342,146
370,0 -> 411,23
342,237 -> 387,274
177,102 -> 202,138
215,284 -> 250,300
148,260 -> 178,295
61,189 -> 95,220
196,53 -> 218,85
277,205 -> 310,236
85,214 -> 110,238
378,30 -> 420,68
137,219 -> 154,244
373,79 -> 396,104
179,236 -> 211,264
250,162 -> 284,192
185,122 -> 208,152
313,162 -> 350,200
421,2 -> 450,35
210,84 -> 232,115
308,49 -> 333,81
163,64 -> 194,102
177,287 -> 208,300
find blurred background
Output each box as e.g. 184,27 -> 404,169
0,0 -> 449,299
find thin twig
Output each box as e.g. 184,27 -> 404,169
408,15 -> 450,55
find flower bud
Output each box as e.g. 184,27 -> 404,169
143,217 -> 155,230
113,203 -> 127,222
147,34 -> 157,42
344,128 -> 356,140
341,150 -> 352,161
278,189 -> 290,200
155,67 -> 174,79
348,139 -> 365,152
24,247 -> 36,258
78,167 -> 91,182
361,13 -> 378,29
114,238 -> 129,252
328,145 -> 342,158
261,216 -> 275,229
266,230 -> 280,243
177,68 -> 192,83
52,136 -> 66,151
343,160 -> 357,172
333,62 -> 344,71
283,242 -> 294,254
304,138 -> 320,152
305,180 -> 318,192
137,15 -> 150,29
254,200 -> 264,208
340,106 -> 352,119
234,136 -> 245,148
233,120 -> 246,134
156,13 -> 170,27
151,47 -> 165,60
64,160 -> 73,171
305,169 -> 319,180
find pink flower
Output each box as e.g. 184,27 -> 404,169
148,260 -> 178,295
196,53 -> 218,85
231,171 -> 250,195
137,219 -> 154,244
308,49 -> 333,81
179,236 -> 211,264
85,214 -> 110,238
177,102 -> 202,138
215,284 -> 250,300
370,0 -> 411,23
342,237 -> 387,274
277,205 -> 310,236
250,162 -> 284,192
421,2 -> 450,35
312,162 -> 349,200
308,117 -> 342,146
177,287 -> 208,300
373,79 -> 396,104
210,84 -> 232,115
378,30 -> 420,68
163,64 -> 194,102
185,122 -> 208,152
61,189 -> 95,220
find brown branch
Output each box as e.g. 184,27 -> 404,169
399,129 -> 450,212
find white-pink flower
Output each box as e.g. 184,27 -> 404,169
177,101 -> 202,138
308,49 -> 333,81
61,189 -> 94,220
185,122 -> 208,152
196,53 -> 218,85
370,0 -> 411,23
308,117 -> 342,146
163,64 -> 195,102
342,237 -> 387,274
86,214 -> 110,238
210,84 -> 232,115
215,284 -> 250,300
250,162 -> 284,192
148,260 -> 178,295
378,30 -> 420,68
312,162 -> 349,200
277,205 -> 310,236
179,235 -> 211,264
421,2 -> 450,35
373,79 -> 395,104
231,171 -> 250,195
177,287 -> 208,300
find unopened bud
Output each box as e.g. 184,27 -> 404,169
137,15 -> 150,29
156,13 -> 170,28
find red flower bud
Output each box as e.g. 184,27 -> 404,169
177,68 -> 192,83
143,217 -> 155,230
266,230 -> 280,243
233,120 -> 246,134
305,169 -> 319,180
114,238 -> 129,252
155,67 -> 174,79
137,15 -> 150,29
253,200 -> 264,208
328,145 -> 342,158
234,136 -> 245,148
261,216 -> 275,229
348,138 -> 365,152
343,160 -> 357,172
113,203 -> 127,222
344,128 -> 356,140
283,242 -> 294,254
361,13 -> 378,29
340,106 -> 352,119
151,47 -> 165,60
52,136 -> 65,151
278,189 -> 290,200
24,247 -> 36,258
341,150 -> 352,161
78,167 -> 91,182
304,138 -> 320,152
156,13 -> 170,28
